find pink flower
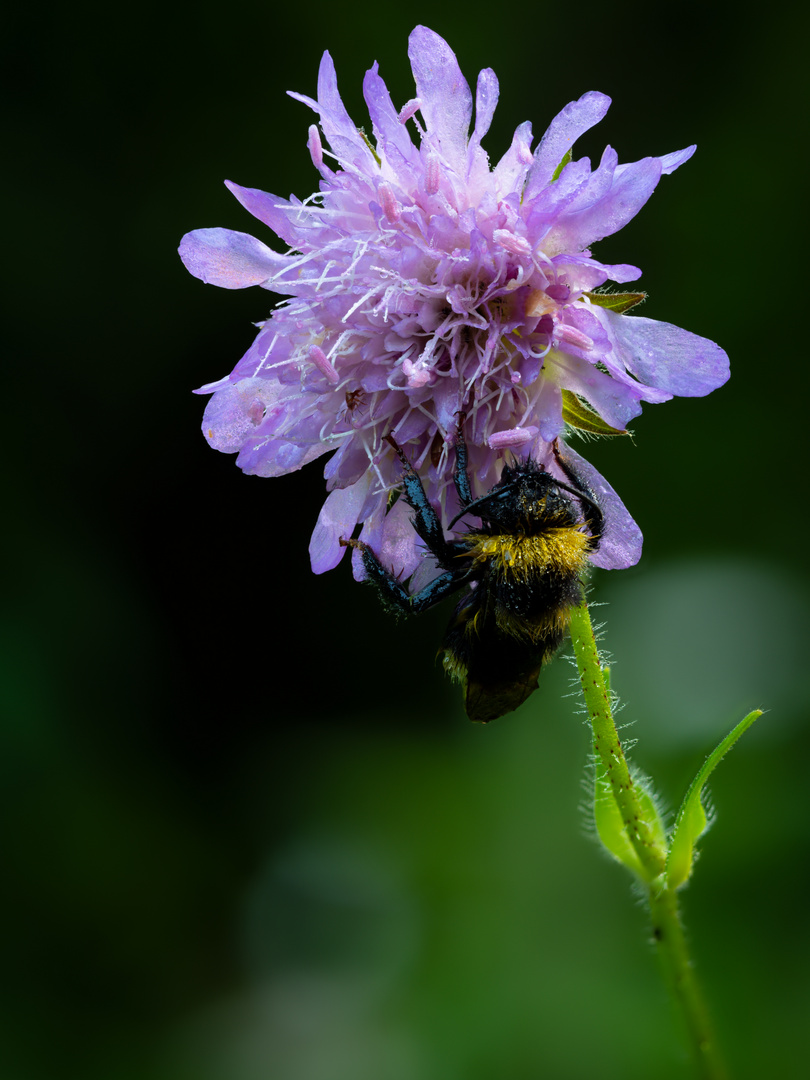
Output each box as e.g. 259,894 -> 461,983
180,26 -> 728,580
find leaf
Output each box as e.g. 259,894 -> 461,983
593,759 -> 668,882
561,389 -> 628,437
584,291 -> 647,314
592,669 -> 667,881
666,710 -> 764,890
593,754 -> 646,878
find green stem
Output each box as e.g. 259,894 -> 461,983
649,888 -> 728,1080
568,598 -> 728,1079
568,600 -> 666,879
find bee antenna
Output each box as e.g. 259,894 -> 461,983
447,476 -> 522,529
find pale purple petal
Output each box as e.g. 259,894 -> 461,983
224,181 -> 301,247
493,121 -> 533,193
524,91 -> 611,199
355,494 -> 422,583
363,62 -> 415,166
408,25 -> 472,172
558,443 -> 643,570
612,145 -> 695,184
290,52 -> 377,173
660,145 -> 696,174
564,145 -> 619,214
309,474 -> 373,573
488,426 -> 538,450
546,350 -> 647,430
194,373 -> 232,395
200,379 -> 269,452
602,311 -> 731,397
524,157 -> 592,234
470,67 -> 499,154
552,254 -> 642,289
179,228 -> 290,289
544,156 -> 664,255
236,435 -> 327,477
526,379 -> 565,443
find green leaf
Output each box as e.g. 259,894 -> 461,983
561,389 -> 628,437
666,710 -> 764,890
593,754 -> 645,878
593,759 -> 668,882
591,668 -> 667,882
635,771 -> 669,853
584,291 -> 647,314
551,150 -> 572,182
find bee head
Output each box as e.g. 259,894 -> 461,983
455,459 -> 575,534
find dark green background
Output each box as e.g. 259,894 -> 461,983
4,3 -> 809,1077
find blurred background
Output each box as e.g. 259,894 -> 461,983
4,2 -> 809,1077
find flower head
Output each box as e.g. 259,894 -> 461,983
180,26 -> 728,582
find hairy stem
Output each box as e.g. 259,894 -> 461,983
649,888 -> 728,1080
568,598 -> 727,1079
568,599 -> 666,877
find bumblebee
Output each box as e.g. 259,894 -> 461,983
341,433 -> 603,723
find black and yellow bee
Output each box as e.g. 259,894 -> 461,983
341,432 -> 603,722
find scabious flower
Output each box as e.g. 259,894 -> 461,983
180,25 -> 728,584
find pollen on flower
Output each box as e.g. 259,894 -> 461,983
424,154 -> 441,195
307,125 -> 324,170
494,230 -> 532,258
488,427 -> 539,450
309,344 -> 339,384
557,324 -> 594,352
179,24 -> 729,582
377,183 -> 400,223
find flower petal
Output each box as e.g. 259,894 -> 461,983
201,378 -> 274,452
289,51 -> 377,174
469,67 -> 499,160
224,181 -> 301,248
544,156 -> 664,255
237,437 -> 326,477
309,473 -> 373,573
178,228 -> 290,289
602,311 -> 731,397
524,91 -> 611,199
557,443 -> 643,570
408,26 -> 472,173
545,350 -> 646,430
363,62 -> 415,168
355,494 -> 424,584
493,121 -> 533,194
660,145 -> 696,175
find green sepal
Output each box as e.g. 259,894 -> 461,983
551,150 -> 572,182
584,291 -> 647,314
594,759 -> 667,882
359,128 -> 382,167
666,710 -> 764,890
594,754 -> 644,878
561,389 -> 628,437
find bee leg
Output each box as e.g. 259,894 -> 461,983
384,435 -> 453,564
453,424 -> 474,509
340,537 -> 463,614
340,537 -> 411,610
552,442 -> 604,543
407,568 -> 468,613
